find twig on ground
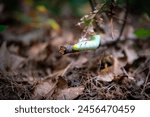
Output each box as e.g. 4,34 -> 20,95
141,68 -> 150,94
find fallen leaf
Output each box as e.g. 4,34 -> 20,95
3,29 -> 45,45
0,43 -> 25,72
32,78 -> 57,99
96,55 -> 123,82
27,42 -> 48,60
123,43 -> 138,64
55,86 -> 84,100
96,73 -> 114,82
138,48 -> 150,57
32,74 -> 68,99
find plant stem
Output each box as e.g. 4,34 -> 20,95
88,0 -> 104,32
89,0 -> 97,11
117,0 -> 129,41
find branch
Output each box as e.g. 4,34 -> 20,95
141,68 -> 150,94
116,0 -> 129,41
89,0 -> 97,11
88,0 -> 104,33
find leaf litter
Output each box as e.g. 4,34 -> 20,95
0,14 -> 150,100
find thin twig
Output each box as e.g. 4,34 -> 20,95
133,57 -> 150,75
88,0 -> 103,32
116,0 -> 129,41
141,68 -> 150,94
89,0 -> 97,11
110,18 -> 114,39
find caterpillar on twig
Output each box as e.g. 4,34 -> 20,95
59,35 -> 101,55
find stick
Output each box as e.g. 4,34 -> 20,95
116,0 -> 129,41
88,0 -> 104,32
89,0 -> 97,11
141,68 -> 150,94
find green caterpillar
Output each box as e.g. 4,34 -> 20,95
59,35 -> 101,54
73,35 -> 100,51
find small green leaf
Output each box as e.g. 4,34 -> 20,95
134,28 -> 150,38
84,19 -> 93,26
0,25 -> 7,32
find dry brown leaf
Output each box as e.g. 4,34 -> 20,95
55,86 -> 84,100
45,54 -> 72,72
123,25 -> 136,39
138,48 -> 150,57
32,72 -> 68,99
74,56 -> 88,67
32,78 -> 57,99
3,29 -> 45,45
96,73 -> 114,82
51,37 -> 64,47
28,42 -> 48,60
0,43 -> 25,72
62,57 -> 88,76
96,55 -> 123,82
123,44 -> 138,64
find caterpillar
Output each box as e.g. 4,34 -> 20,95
59,35 -> 101,54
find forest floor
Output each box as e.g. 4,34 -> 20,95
0,13 -> 150,100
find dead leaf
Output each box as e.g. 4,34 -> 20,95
0,43 -> 25,72
138,48 -> 150,57
62,57 -> 88,76
123,25 -> 136,39
123,43 -> 138,64
51,37 -> 65,47
32,78 -> 57,99
28,42 -> 48,60
55,86 -> 84,100
96,55 -> 123,82
3,29 -> 45,45
32,73 -> 68,99
96,73 -> 114,82
46,54 -> 72,72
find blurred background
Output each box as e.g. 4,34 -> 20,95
0,0 -> 150,100
0,0 -> 150,25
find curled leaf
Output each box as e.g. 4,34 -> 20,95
96,55 -> 123,82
